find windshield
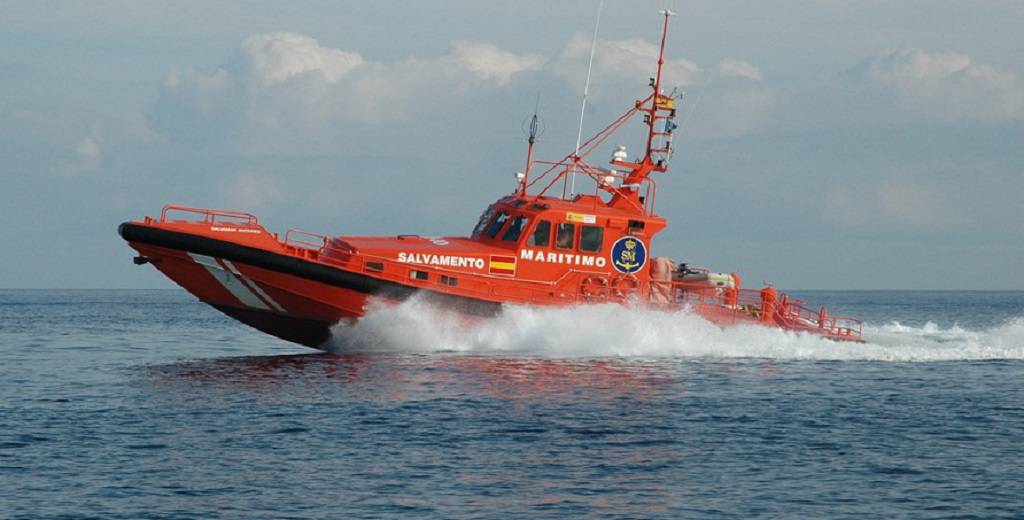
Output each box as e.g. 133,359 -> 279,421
471,207 -> 495,238
528,220 -> 551,247
501,216 -> 529,242
485,212 -> 510,238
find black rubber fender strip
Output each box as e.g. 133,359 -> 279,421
118,222 -> 501,317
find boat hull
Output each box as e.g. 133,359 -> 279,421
119,222 -> 500,348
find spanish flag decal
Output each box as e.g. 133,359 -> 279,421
489,255 -> 517,276
566,212 -> 596,224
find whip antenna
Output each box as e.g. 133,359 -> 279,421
568,0 -> 604,198
517,94 -> 542,196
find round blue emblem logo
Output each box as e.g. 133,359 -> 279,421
610,236 -> 647,274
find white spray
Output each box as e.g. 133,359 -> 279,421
326,295 -> 1024,362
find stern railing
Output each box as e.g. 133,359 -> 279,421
653,280 -> 863,340
777,299 -> 863,340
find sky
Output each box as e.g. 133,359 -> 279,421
1,0 -> 1022,290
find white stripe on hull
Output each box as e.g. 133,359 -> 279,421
222,259 -> 286,313
188,253 -> 270,311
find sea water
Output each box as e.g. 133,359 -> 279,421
1,289 -> 1022,518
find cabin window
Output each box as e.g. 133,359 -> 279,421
365,261 -> 384,272
555,223 -> 575,250
528,220 -> 551,247
440,275 -> 458,286
580,225 -> 603,252
501,216 -> 529,242
410,270 -> 428,281
485,211 -> 510,239
471,207 -> 495,238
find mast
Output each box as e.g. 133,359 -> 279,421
645,9 -> 674,161
605,8 -> 677,212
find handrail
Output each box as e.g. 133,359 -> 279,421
776,298 -> 862,338
654,279 -> 863,340
777,300 -> 863,338
160,204 -> 259,227
527,98 -> 648,193
284,229 -> 328,252
643,176 -> 657,215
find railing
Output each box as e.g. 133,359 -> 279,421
160,204 -> 259,227
642,177 -> 657,215
651,279 -> 864,341
283,229 -> 328,252
777,300 -> 863,340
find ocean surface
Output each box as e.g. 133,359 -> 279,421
1,289 -> 1023,519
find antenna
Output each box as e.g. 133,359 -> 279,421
518,94 -> 541,196
567,0 -> 604,198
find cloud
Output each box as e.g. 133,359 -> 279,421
550,34 -> 780,139
875,178 -> 944,229
686,88 -> 777,140
148,32 -> 546,152
867,48 -> 970,81
554,33 -> 699,95
450,40 -> 546,85
240,32 -> 364,85
852,48 -> 1024,121
221,174 -> 286,210
75,136 -> 100,161
149,65 -> 238,148
718,59 -> 762,81
821,176 -> 965,233
54,124 -> 104,176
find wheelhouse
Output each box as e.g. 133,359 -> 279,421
468,194 -> 667,281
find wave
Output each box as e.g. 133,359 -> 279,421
325,296 -> 1024,361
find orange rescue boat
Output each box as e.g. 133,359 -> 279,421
119,12 -> 863,348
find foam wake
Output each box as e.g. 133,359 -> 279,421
326,296 -> 1024,361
